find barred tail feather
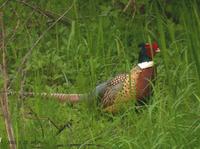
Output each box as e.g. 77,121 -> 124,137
43,93 -> 84,103
8,91 -> 85,103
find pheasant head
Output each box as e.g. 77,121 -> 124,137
138,42 -> 160,63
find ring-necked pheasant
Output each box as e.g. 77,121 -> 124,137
8,42 -> 160,112
90,41 -> 160,112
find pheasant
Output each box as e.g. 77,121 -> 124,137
8,42 -> 160,112
90,42 -> 160,112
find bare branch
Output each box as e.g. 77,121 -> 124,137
8,4 -> 73,88
16,0 -> 71,26
0,12 -> 16,149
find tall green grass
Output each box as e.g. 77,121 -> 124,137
0,0 -> 200,148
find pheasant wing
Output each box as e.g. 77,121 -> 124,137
101,74 -> 127,107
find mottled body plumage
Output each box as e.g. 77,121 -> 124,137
100,66 -> 142,112
97,64 -> 156,112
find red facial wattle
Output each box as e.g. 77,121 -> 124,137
145,42 -> 160,59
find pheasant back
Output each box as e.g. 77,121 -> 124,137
101,66 -> 143,112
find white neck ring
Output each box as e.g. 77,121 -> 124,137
138,61 -> 154,69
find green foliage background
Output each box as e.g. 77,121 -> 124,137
0,0 -> 200,148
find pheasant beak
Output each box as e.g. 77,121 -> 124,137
155,48 -> 160,53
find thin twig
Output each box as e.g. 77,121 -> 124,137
27,106 -> 45,138
123,0 -> 136,16
0,12 -> 16,149
24,114 -> 60,130
123,0 -> 131,12
7,4 -> 74,90
24,112 -> 72,136
17,3 -> 73,77
0,0 -> 9,9
55,120 -> 72,136
16,0 -> 71,26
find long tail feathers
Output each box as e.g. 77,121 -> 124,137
42,93 -> 84,103
7,91 -> 85,103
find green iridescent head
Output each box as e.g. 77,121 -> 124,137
138,42 -> 160,63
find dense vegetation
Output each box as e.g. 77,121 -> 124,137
0,0 -> 200,148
